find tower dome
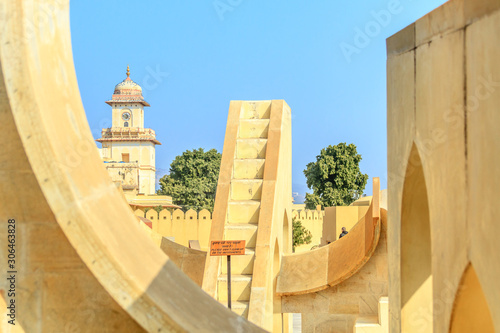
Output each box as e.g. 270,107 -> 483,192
106,65 -> 150,106
113,65 -> 142,95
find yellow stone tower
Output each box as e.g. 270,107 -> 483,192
97,65 -> 161,195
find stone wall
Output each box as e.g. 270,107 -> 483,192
387,1 -> 499,331
282,209 -> 387,333
137,208 -> 322,252
291,209 -> 324,252
0,72 -> 144,332
322,205 -> 369,245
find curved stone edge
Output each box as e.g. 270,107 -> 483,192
0,1 -> 265,332
276,178 -> 381,296
159,237 -> 207,287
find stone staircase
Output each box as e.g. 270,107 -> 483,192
354,297 -> 389,333
216,103 -> 271,318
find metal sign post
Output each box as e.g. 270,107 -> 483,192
210,240 -> 246,310
227,255 -> 231,309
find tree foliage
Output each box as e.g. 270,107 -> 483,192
157,148 -> 222,212
304,143 -> 368,209
292,218 -> 312,251
145,205 -> 164,214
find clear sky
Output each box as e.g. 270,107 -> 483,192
70,0 -> 446,201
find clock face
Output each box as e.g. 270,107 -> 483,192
122,112 -> 131,121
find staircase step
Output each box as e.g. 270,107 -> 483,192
354,297 -> 389,333
227,200 -> 260,224
219,300 -> 249,317
355,316 -> 379,326
233,159 -> 265,179
378,297 -> 389,328
238,119 -> 269,139
225,223 -> 258,247
217,274 -> 252,301
240,102 -> 271,119
221,248 -> 255,275
236,139 -> 267,159
231,179 -> 263,200
354,316 -> 381,333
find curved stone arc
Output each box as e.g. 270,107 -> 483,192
276,178 -> 381,296
159,237 -> 207,287
0,1 -> 264,332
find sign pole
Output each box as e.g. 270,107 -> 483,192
209,240 -> 245,311
227,255 -> 231,310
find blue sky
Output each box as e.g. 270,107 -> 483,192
70,0 -> 446,201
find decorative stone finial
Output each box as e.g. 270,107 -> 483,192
126,64 -> 130,77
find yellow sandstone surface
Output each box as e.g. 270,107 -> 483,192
387,0 -> 499,331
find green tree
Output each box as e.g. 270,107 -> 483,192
292,218 -> 312,251
153,205 -> 164,214
157,148 -> 222,212
304,143 -> 368,209
144,205 -> 163,214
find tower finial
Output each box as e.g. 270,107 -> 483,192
126,64 -> 130,77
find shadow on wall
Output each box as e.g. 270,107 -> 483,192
400,144 -> 433,333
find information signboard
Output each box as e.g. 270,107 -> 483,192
210,240 -> 245,256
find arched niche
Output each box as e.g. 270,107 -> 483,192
449,264 -> 494,333
401,144 -> 434,332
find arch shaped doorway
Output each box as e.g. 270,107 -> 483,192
401,144 -> 433,332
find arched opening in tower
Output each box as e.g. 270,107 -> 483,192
401,143 -> 433,332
